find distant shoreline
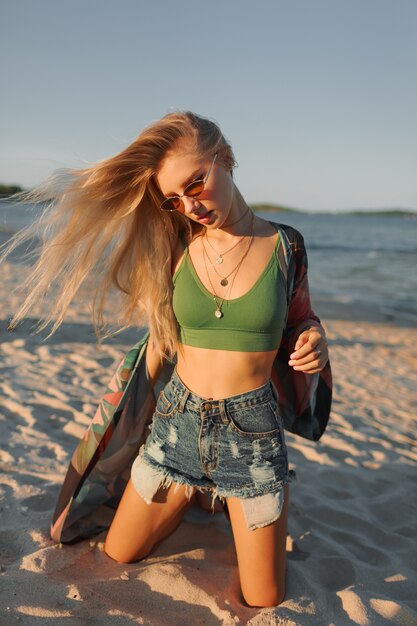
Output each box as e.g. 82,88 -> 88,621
0,186 -> 415,217
250,203 -> 417,217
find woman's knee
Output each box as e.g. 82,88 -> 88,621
243,585 -> 286,608
104,535 -> 151,564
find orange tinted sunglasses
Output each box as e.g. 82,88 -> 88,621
160,152 -> 218,211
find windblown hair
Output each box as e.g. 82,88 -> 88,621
0,110 -> 237,361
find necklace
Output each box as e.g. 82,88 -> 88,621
202,213 -> 255,318
204,232 -> 254,318
201,210 -> 254,285
203,230 -> 246,265
201,236 -> 243,286
222,205 -> 252,228
202,207 -> 252,264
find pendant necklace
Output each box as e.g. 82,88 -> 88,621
202,213 -> 255,318
201,208 -> 253,283
203,207 -> 252,264
201,236 -> 243,286
204,231 -> 246,265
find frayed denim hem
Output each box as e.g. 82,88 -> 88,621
131,447 -> 295,531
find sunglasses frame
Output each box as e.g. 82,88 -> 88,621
159,152 -> 218,211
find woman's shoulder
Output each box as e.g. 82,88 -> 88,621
266,219 -> 305,249
171,230 -> 192,277
172,236 -> 185,277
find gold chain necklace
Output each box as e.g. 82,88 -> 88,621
201,236 -> 243,286
204,234 -> 254,318
202,208 -> 252,264
222,205 -> 252,228
202,214 -> 255,318
203,229 -> 247,265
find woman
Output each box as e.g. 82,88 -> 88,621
1,111 -> 331,608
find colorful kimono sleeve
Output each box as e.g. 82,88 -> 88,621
271,226 -> 332,441
50,334 -> 155,543
285,229 -> 324,345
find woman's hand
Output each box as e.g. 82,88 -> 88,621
288,327 -> 329,374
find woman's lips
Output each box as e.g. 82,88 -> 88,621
196,211 -> 213,223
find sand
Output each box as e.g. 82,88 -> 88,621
1,257 -> 416,626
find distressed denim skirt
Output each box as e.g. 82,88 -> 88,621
131,366 -> 291,530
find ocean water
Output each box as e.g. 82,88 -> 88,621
257,210 -> 417,325
1,200 -> 416,324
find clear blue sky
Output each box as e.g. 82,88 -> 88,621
1,0 -> 416,212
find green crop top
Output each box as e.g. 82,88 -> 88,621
172,222 -> 287,351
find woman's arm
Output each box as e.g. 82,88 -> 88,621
285,230 -> 329,374
145,334 -> 165,387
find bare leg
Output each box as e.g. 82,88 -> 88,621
226,484 -> 289,607
104,478 -> 195,563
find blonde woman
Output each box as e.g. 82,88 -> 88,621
1,111 -> 332,608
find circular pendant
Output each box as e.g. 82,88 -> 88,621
216,257 -> 223,264
215,309 -> 223,318
220,278 -> 228,286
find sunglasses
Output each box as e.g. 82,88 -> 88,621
159,152 -> 218,211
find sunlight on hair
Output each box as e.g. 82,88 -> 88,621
0,111 -> 237,362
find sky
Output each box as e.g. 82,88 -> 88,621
1,0 -> 416,212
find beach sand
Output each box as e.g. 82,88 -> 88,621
1,258 -> 416,626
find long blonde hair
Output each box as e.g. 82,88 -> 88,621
0,111 -> 237,361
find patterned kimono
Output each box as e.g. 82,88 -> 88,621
51,222 -> 333,543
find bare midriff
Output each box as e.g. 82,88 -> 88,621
175,343 -> 278,400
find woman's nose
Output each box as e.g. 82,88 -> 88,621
181,196 -> 200,215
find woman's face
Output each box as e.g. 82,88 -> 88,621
155,147 -> 234,228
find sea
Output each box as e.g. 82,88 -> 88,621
1,200 -> 416,326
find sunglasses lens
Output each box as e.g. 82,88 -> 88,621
184,180 -> 204,197
161,197 -> 181,211
160,177 -> 206,211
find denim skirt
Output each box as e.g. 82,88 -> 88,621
131,366 -> 291,530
